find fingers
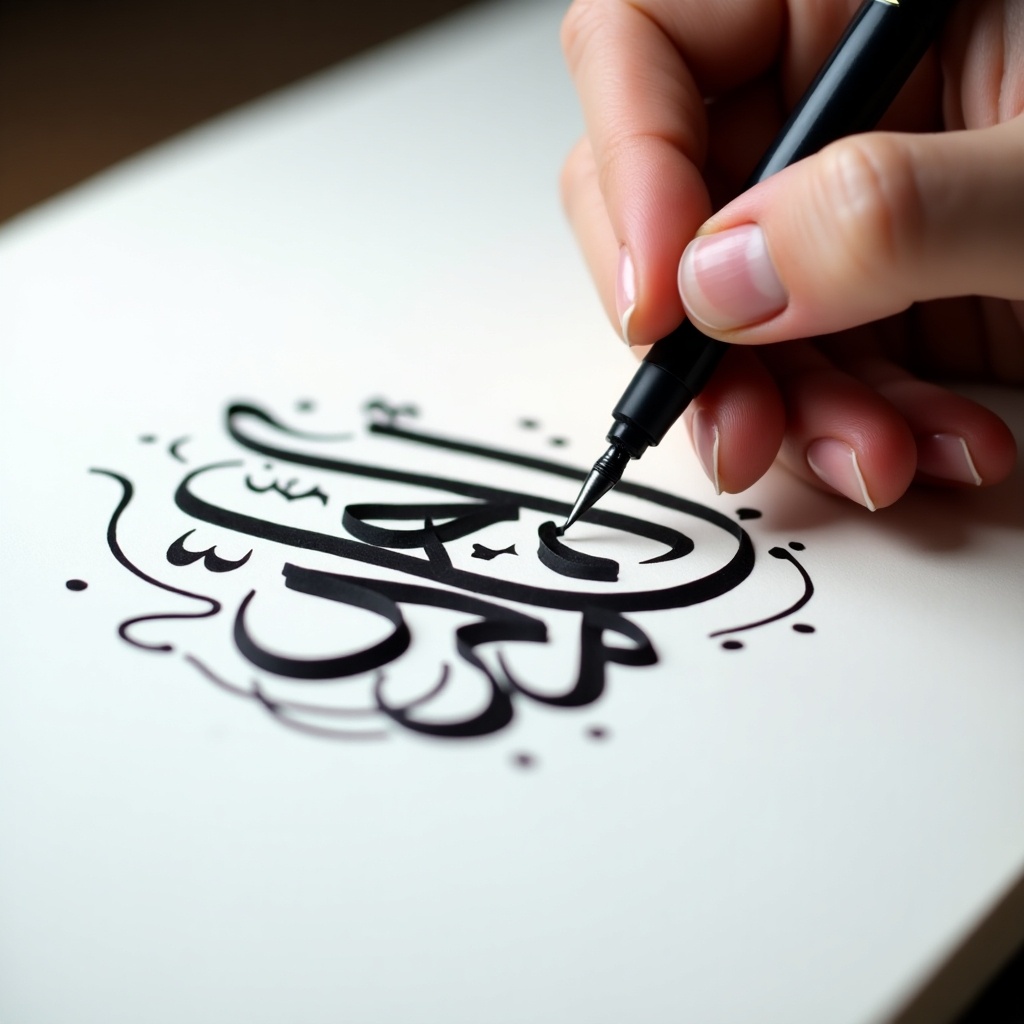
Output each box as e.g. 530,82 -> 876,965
559,0 -> 786,344
685,338 -> 1017,507
680,347 -> 786,494
677,119 -> 1024,343
834,352 -> 1018,489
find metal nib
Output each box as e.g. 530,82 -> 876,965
561,444 -> 631,534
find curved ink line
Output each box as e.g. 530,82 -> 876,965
183,655 -> 389,739
281,565 -> 539,737
372,418 -> 696,562
343,502 -> 519,549
90,469 -> 221,651
709,546 -> 814,637
166,529 -> 252,572
234,583 -> 411,680
184,653 -> 253,698
168,436 -> 190,463
365,398 -> 419,424
232,403 -> 353,442
373,662 -> 451,713
537,521 -> 618,582
227,404 -> 693,565
180,460 -> 752,613
244,476 -> 329,504
498,607 -> 655,708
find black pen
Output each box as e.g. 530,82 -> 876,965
562,0 -> 957,533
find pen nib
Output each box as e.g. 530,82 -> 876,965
561,444 -> 631,534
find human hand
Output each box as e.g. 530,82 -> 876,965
560,0 -> 1021,508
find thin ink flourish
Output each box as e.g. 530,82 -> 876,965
709,546 -> 813,639
90,469 -> 221,652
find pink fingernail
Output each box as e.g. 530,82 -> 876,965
616,245 -> 637,345
678,224 -> 787,330
916,433 -> 983,486
806,439 -> 876,510
691,407 -> 721,494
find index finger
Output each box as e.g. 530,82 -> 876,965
560,0 -> 786,342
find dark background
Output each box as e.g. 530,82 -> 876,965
0,1 -> 1021,1020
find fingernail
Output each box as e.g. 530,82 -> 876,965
616,245 -> 637,345
916,433 -> 983,486
806,439 -> 876,511
691,408 -> 721,494
678,224 -> 787,330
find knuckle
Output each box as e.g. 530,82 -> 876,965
813,136 -> 925,291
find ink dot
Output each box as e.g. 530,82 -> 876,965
737,508 -> 762,520
65,579 -> 88,591
519,418 -> 539,430
793,623 -> 816,634
512,752 -> 536,769
586,726 -> 609,740
549,437 -> 568,447
139,434 -> 156,444
296,399 -> 315,412
789,541 -> 806,551
721,639 -> 744,651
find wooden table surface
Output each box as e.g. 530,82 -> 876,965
1,2 -> 1020,1021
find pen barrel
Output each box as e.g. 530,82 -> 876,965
628,0 -> 957,453
749,0 -> 959,185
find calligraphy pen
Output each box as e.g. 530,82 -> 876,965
562,0 -> 957,534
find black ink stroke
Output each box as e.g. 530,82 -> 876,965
343,502 -> 518,548
267,563 -> 557,737
471,543 -> 516,561
291,563 -> 547,737
179,457 -> 746,613
66,579 -> 88,591
537,521 -> 618,583
244,475 -> 328,505
365,398 -> 418,425
208,404 -> 752,610
166,530 -> 252,572
234,578 -> 411,681
168,436 -> 190,463
709,546 -> 814,638
737,508 -> 762,520
228,404 -> 692,564
499,605 -> 656,708
90,469 -> 221,651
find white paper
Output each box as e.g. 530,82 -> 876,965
2,2 -> 1022,1022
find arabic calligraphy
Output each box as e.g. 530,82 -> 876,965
86,398 -> 818,754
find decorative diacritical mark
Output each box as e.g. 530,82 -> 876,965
471,543 -> 517,561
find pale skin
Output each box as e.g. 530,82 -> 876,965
559,0 -> 1022,509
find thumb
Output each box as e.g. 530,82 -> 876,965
676,118 -> 1024,343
